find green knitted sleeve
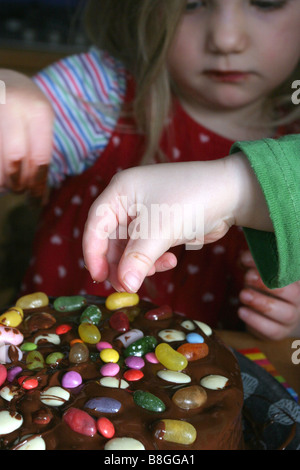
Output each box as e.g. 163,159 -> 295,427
231,135 -> 300,289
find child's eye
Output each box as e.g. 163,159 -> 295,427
185,1 -> 206,11
250,0 -> 287,10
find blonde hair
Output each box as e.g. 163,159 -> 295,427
85,0 -> 300,163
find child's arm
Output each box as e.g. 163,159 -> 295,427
83,153 -> 272,293
0,70 -> 54,197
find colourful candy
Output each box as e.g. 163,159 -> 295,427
62,371 -> 83,388
133,390 -> 166,412
0,410 -> 23,435
63,407 -> 96,437
53,295 -> 87,312
20,342 -> 37,352
32,408 -> 53,425
186,332 -> 204,343
172,385 -> 207,410
109,311 -> 130,332
0,344 -> 23,364
0,307 -> 24,327
80,304 -> 102,324
125,356 -> 145,369
155,343 -> 188,371
18,376 -> 39,390
55,324 -> 72,335
158,329 -> 185,342
26,351 -> 44,370
69,342 -> 89,363
0,325 -> 23,346
177,343 -> 209,361
96,341 -> 112,351
144,305 -> 173,321
46,352 -> 64,365
78,322 -> 101,344
16,292 -> 49,309
100,362 -> 120,377
116,329 -> 143,348
6,366 -> 22,382
85,397 -> 122,414
40,386 -> 70,406
105,292 -> 139,310
123,369 -> 144,382
145,352 -> 159,364
0,364 -> 7,387
123,336 -> 157,358
97,417 -> 115,438
153,419 -> 197,445
100,348 -> 119,363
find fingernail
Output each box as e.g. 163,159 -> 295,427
240,290 -> 253,302
245,270 -> 259,282
238,307 -> 249,320
241,251 -> 253,265
123,271 -> 141,293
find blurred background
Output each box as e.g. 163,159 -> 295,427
0,0 -> 90,309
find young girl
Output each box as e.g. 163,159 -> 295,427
1,0 -> 300,337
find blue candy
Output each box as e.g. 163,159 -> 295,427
84,397 -> 121,413
186,332 -> 204,344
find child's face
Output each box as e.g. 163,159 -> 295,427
167,0 -> 300,112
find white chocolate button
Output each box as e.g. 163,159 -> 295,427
99,377 -> 129,389
104,437 -> 145,450
181,320 -> 196,331
0,410 -> 23,435
200,375 -> 229,390
40,386 -> 70,406
158,329 -> 185,342
14,436 -> 46,450
34,333 -> 60,345
157,370 -> 191,384
0,385 -> 18,402
194,321 -> 212,336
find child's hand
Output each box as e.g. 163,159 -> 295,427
83,156 -> 272,293
239,251 -> 300,339
0,70 -> 54,197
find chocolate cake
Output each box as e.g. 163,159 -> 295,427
0,292 -> 244,450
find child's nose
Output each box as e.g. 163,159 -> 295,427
206,7 -> 248,55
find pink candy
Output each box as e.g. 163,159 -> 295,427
96,341 -> 112,352
0,325 -> 23,346
0,364 -> 7,387
63,407 -> 96,437
100,363 -> 120,377
145,352 -> 159,364
7,366 -> 22,382
125,356 -> 145,370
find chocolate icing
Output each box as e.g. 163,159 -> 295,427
0,296 -> 244,450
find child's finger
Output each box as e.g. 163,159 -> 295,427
240,250 -> 256,268
238,306 -> 291,340
245,268 -> 300,304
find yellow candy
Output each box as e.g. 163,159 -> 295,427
0,307 -> 24,327
155,343 -> 188,371
16,292 -> 49,310
105,292 -> 139,311
78,323 -> 101,344
154,419 -> 197,445
100,348 -> 119,363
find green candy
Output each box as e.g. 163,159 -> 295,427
133,390 -> 166,413
53,296 -> 87,312
20,342 -> 37,352
80,305 -> 102,324
46,352 -> 64,365
26,350 -> 44,370
123,336 -> 157,358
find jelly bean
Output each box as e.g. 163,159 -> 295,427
69,342 -> 89,363
32,408 -> 53,425
34,333 -> 60,346
133,390 -> 166,412
18,376 -> 39,390
177,343 -> 209,361
181,320 -> 196,331
158,329 -> 185,342
200,374 -> 229,390
53,295 -> 87,312
97,417 -> 115,438
70,338 -> 83,347
96,341 -> 112,351
40,386 -> 70,406
193,320 -> 212,336
123,336 -> 157,358
125,356 -> 145,370
6,366 -> 22,382
144,305 -> 173,321
105,292 -> 139,310
0,344 -> 23,364
145,352 -> 159,364
21,342 -> 37,352
63,407 -> 96,437
123,369 -> 144,382
0,307 -> 24,327
85,397 -> 121,414
62,371 -> 82,388
16,292 -> 49,309
78,323 -> 101,344
0,410 -> 23,435
55,324 -> 72,335
46,352 -> 64,365
80,304 -> 102,324
100,363 -> 120,377
116,329 -> 143,348
100,348 -> 119,364
153,419 -> 197,445
104,437 -> 145,450
172,385 -> 207,410
155,343 -> 188,371
109,311 -> 130,332
99,377 -> 129,389
186,332 -> 204,343
13,436 -> 46,450
0,364 -> 7,387
157,370 -> 191,384
26,351 -> 44,370
0,385 -> 18,402
0,325 -> 23,346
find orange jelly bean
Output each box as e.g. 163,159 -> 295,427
177,343 -> 209,361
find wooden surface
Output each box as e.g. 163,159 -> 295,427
0,47 -> 70,75
217,330 -> 300,398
